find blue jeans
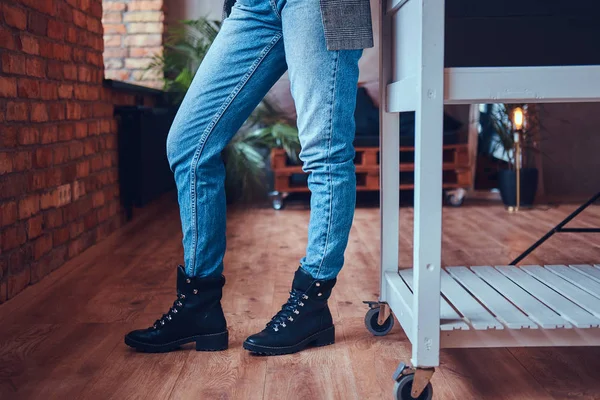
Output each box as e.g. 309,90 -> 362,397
166,0 -> 362,280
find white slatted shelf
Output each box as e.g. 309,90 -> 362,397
471,266 -> 571,329
440,269 -> 503,330
496,266 -> 599,328
546,265 -> 600,301
522,266 -> 600,321
447,266 -> 537,329
570,264 -> 600,285
399,269 -> 469,331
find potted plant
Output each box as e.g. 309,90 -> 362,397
147,18 -> 301,203
489,103 -> 540,207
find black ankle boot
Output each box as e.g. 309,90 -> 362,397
243,267 -> 336,355
125,266 -> 228,353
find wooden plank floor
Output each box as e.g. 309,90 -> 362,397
2,196 -> 600,399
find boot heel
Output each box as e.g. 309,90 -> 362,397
312,326 -> 335,347
195,331 -> 229,351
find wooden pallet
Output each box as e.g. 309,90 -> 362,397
270,144 -> 472,194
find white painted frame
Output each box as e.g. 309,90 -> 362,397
378,0 -> 600,370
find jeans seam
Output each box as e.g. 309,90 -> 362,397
269,0 -> 281,20
314,51 -> 340,280
187,32 -> 284,275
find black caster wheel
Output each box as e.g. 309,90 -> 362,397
394,373 -> 433,400
364,307 -> 394,336
272,197 -> 284,210
444,188 -> 466,207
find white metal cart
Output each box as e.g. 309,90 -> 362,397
365,1 -> 600,399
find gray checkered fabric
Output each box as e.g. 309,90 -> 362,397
222,0 -> 374,50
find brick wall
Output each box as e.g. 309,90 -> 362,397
0,0 -> 160,303
102,0 -> 165,89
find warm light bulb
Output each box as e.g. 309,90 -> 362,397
513,107 -> 524,130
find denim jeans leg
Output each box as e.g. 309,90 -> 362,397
281,0 -> 362,280
166,2 -> 287,277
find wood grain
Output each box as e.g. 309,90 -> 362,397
1,195 -> 600,399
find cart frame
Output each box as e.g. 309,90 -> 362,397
375,0 -> 600,397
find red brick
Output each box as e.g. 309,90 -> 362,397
83,139 -> 96,155
0,152 -> 12,174
73,48 -> 86,63
18,127 -> 39,145
47,19 -> 65,40
64,64 -> 78,81
3,3 -> 27,30
17,78 -> 40,98
66,26 -> 78,44
76,160 -> 90,178
26,57 -> 45,78
0,77 -> 18,97
78,66 -> 92,82
0,126 -> 18,148
83,210 -> 98,229
87,16 -> 102,34
2,53 -> 26,75
90,155 -> 103,172
47,61 -> 63,80
91,1 -> 103,18
86,51 -> 103,67
124,34 -> 161,47
8,267 -> 30,299
72,180 -> 85,199
0,26 -> 16,50
13,151 -> 32,171
70,220 -> 85,239
41,126 -> 58,144
40,82 -> 58,100
27,12 -> 48,36
73,9 -> 87,28
18,194 -> 40,220
58,84 -> 73,99
53,145 -> 70,164
40,189 -> 57,209
59,124 -> 75,141
7,102 -> 29,121
103,23 -> 126,34
20,34 -> 40,55
31,103 -> 49,122
0,201 -> 18,227
92,191 -> 105,208
44,208 -> 63,228
73,122 -> 87,138
53,226 -> 70,246
56,0 -> 73,22
33,233 -> 52,260
31,245 -> 66,283
65,0 -> 78,8
48,103 -> 65,121
33,147 -> 52,168
66,102 -> 82,119
53,43 -> 72,62
27,214 -> 44,239
1,224 -> 27,251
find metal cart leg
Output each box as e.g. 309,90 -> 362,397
410,0 -> 444,372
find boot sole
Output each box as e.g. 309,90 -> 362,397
242,326 -> 335,356
125,330 -> 229,353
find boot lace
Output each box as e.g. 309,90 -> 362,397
267,289 -> 308,332
153,292 -> 186,329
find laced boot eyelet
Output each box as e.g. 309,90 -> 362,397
288,316 -> 294,322
293,310 -> 299,314
193,289 -> 198,295
273,326 -> 279,332
167,315 -> 172,321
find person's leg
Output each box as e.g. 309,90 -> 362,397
243,0 -> 361,355
125,0 -> 287,353
283,0 -> 362,281
167,1 -> 288,279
